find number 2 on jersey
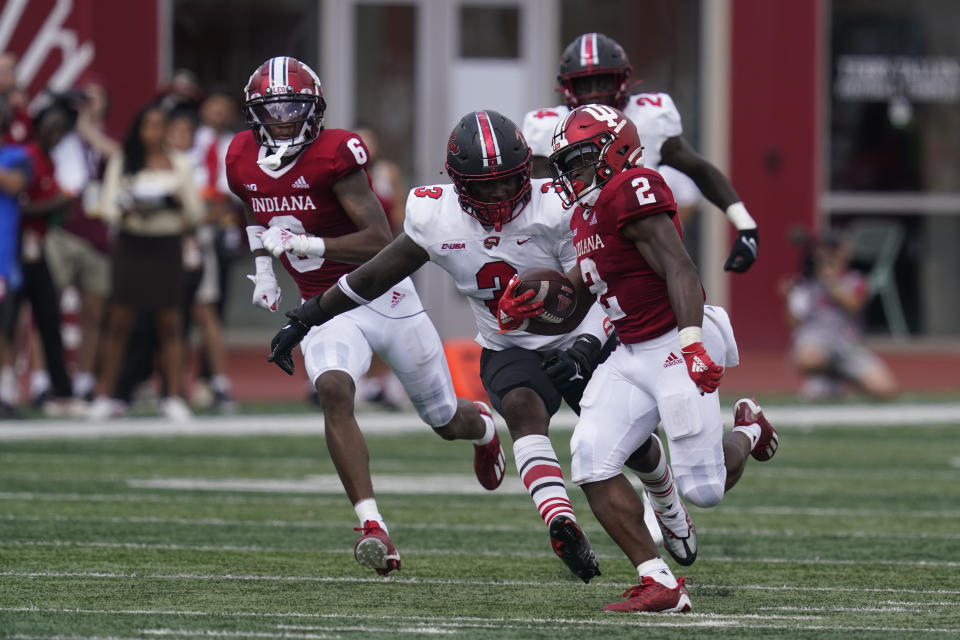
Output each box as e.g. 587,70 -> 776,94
579,257 -> 626,321
476,261 -> 517,317
632,176 -> 657,206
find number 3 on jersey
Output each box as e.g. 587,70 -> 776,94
579,257 -> 626,321
476,261 -> 517,317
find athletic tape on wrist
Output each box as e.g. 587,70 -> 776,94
337,274 -> 372,306
678,326 -> 703,349
254,255 -> 274,275
725,202 -> 757,231
246,225 -> 267,251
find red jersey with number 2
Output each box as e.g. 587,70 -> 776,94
570,167 -> 687,344
225,128 -> 371,299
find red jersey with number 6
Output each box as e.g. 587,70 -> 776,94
570,167 -> 689,344
225,128 -> 371,299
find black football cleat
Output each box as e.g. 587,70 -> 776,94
549,515 -> 601,583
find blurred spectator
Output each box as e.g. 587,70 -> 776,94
355,124 -> 405,234
47,81 -> 121,402
0,104 -> 30,416
351,124 -> 408,410
19,101 -> 80,415
189,89 -> 241,411
88,103 -> 204,421
782,229 -> 899,400
0,53 -> 32,144
155,69 -> 203,117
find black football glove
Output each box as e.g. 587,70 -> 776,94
542,334 -> 603,393
723,228 -> 758,273
267,297 -> 332,375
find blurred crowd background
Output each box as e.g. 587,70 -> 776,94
0,0 -> 957,417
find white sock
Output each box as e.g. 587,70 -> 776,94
0,366 -> 18,404
354,498 -> 387,532
733,423 -> 761,449
638,557 -> 678,589
513,434 -> 575,525
29,369 -> 50,397
73,371 -> 95,398
471,408 -> 496,446
211,374 -> 231,394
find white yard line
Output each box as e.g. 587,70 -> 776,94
0,402 -> 958,441
3,608 -> 959,635
5,514 -> 960,541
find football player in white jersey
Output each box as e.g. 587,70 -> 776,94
521,32 -> 760,273
227,57 -> 506,578
266,110 -> 698,583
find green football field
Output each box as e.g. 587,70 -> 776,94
1,406 -> 959,639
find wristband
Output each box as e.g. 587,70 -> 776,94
678,326 -> 703,349
254,255 -> 274,275
303,236 -> 326,257
246,225 -> 267,251
337,274 -> 371,305
725,202 -> 757,231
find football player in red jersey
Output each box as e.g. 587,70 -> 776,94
225,57 -> 505,577
267,109 -> 685,584
500,104 -> 780,613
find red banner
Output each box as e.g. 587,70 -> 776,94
0,0 -> 159,137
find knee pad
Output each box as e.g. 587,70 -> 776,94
676,471 -> 725,508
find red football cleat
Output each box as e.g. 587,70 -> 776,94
353,521 -> 401,576
602,576 -> 693,613
472,401 -> 506,490
734,397 -> 779,462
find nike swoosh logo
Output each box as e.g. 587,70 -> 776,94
517,237 -> 533,245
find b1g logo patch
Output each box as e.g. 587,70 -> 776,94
484,236 -> 500,249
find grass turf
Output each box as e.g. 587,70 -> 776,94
1,411 -> 959,639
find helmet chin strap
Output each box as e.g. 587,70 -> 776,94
257,142 -> 291,170
576,177 -> 601,208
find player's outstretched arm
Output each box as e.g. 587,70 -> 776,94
659,135 -> 758,273
622,212 -> 723,393
267,234 -> 429,374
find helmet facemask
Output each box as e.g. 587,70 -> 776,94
560,69 -> 632,110
247,94 -> 324,159
449,159 -> 532,232
549,135 -> 611,208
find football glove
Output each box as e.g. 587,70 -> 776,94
268,313 -> 310,375
723,229 -> 758,273
680,342 -> 724,394
247,257 -> 281,311
267,297 -> 334,375
497,275 -> 544,332
541,334 -> 603,393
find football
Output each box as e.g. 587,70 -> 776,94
514,267 -> 577,324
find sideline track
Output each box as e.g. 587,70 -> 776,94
0,402 -> 957,441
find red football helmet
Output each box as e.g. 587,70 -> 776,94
548,104 -> 643,208
445,110 -> 532,231
558,33 -> 633,109
244,56 -> 325,157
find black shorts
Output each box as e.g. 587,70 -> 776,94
479,333 -> 619,416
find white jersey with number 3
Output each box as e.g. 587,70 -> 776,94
403,179 -> 610,351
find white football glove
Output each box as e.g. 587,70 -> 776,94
261,226 -> 326,259
247,256 -> 281,312
261,226 -> 302,259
